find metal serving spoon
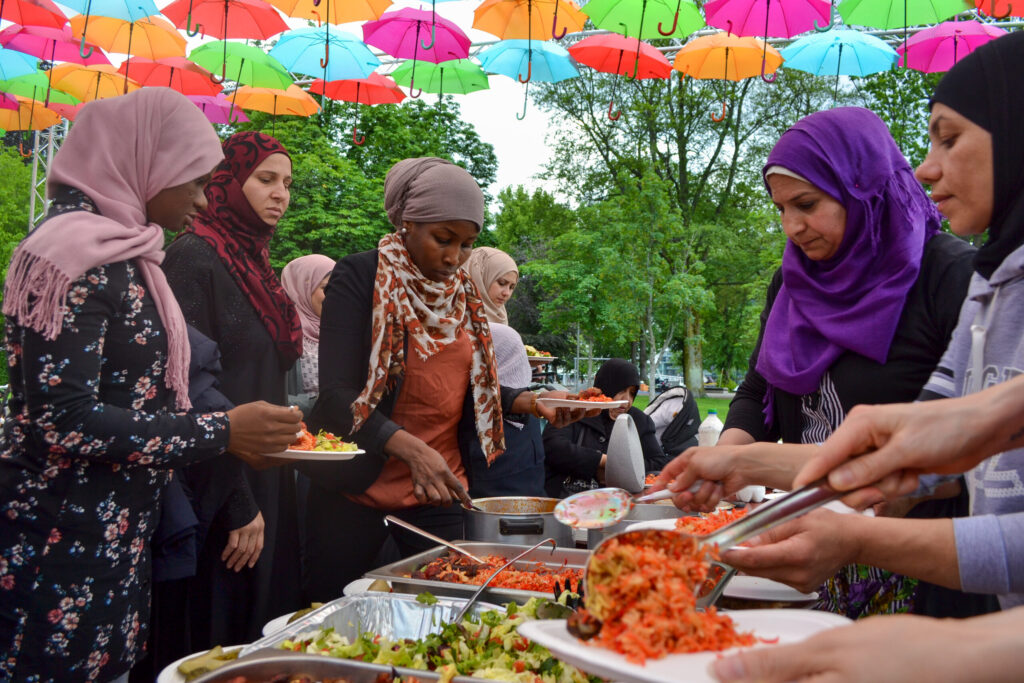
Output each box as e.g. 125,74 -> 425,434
383,515 -> 488,564
553,484 -> 702,530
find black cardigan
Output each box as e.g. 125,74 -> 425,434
306,249 -> 528,493
725,233 -> 976,443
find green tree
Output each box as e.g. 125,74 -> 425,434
0,145 -> 33,384
853,68 -> 943,169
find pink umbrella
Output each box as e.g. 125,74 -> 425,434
897,20 -> 1007,73
703,0 -> 831,38
362,7 -> 471,64
1,92 -> 17,110
0,24 -> 109,65
188,93 -> 250,123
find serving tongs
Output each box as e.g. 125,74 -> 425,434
384,515 -> 489,564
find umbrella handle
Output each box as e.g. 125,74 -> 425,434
814,2 -> 834,31
760,57 -> 777,83
79,34 -> 94,59
312,0 -> 320,5
517,81 -> 529,120
552,2 -> 567,39
19,139 -> 32,158
711,101 -> 727,122
658,11 -> 679,36
518,61 -> 532,83
990,0 -> 1012,18
420,23 -> 436,50
607,99 -> 620,121
210,69 -> 225,84
352,125 -> 365,146
186,0 -> 202,38
320,43 -> 329,68
408,75 -> 422,98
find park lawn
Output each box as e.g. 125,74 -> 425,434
632,394 -> 731,423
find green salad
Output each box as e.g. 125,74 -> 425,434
279,597 -> 600,683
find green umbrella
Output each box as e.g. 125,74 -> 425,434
0,70 -> 81,105
837,0 -> 970,29
391,59 -> 490,97
581,0 -> 705,40
189,40 -> 293,89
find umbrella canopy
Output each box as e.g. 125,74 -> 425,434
836,0 -> 971,29
0,93 -> 61,129
48,62 -> 140,99
229,83 -> 320,116
672,31 -> 782,79
265,0 -> 392,24
115,56 -> 222,95
567,32 -> 672,78
478,39 -> 578,82
363,7 -> 471,64
581,0 -> 706,40
69,15 -> 186,59
0,69 -> 81,104
897,19 -> 1007,72
780,27 -> 897,75
973,0 -> 1023,17
308,72 -> 405,104
0,0 -> 68,30
0,92 -> 16,109
0,24 -> 109,65
703,0 -> 831,39
187,92 -> 249,122
189,40 -> 292,87
269,26 -> 380,81
0,43 -> 38,81
391,58 -> 490,95
58,0 -> 158,23
162,0 -> 288,40
473,0 -> 588,40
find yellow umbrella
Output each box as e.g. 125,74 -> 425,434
49,63 -> 141,101
672,32 -> 782,81
69,15 -> 187,59
473,0 -> 586,41
266,0 -> 391,25
0,94 -> 62,131
230,84 -> 320,116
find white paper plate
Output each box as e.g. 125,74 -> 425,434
157,645 -> 246,683
264,447 -> 364,461
723,575 -> 818,602
261,611 -> 294,637
527,355 -> 558,363
537,398 -> 629,410
343,577 -> 376,596
517,610 -> 851,683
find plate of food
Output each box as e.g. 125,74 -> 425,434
265,425 -> 364,461
538,388 -> 628,410
157,644 -> 245,683
721,575 -> 819,603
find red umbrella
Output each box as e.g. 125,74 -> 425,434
0,0 -> 67,30
0,24 -> 109,65
46,100 -> 84,119
162,0 -> 288,41
309,72 -> 405,144
568,33 -> 671,120
116,56 -> 223,95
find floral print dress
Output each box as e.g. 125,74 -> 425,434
0,193 -> 230,683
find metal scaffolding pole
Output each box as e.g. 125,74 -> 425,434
27,121 -> 67,233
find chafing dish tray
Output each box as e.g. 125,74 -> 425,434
194,649 -> 478,682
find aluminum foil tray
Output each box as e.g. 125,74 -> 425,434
364,541 -> 590,604
194,649 -> 478,682
240,593 -> 503,658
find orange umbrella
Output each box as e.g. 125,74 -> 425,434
0,93 -> 61,130
474,0 -> 586,41
69,15 -> 186,58
230,83 -> 319,116
266,0 -> 391,24
49,63 -> 140,100
672,32 -> 782,80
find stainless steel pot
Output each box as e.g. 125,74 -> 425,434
586,502 -> 696,548
463,496 -> 574,547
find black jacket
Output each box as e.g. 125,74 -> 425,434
542,406 -> 669,497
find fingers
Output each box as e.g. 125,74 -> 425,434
710,641 -> 828,683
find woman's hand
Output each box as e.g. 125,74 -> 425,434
535,390 -> 596,427
384,430 -> 472,507
222,511 -> 265,572
653,446 -> 750,512
226,402 -> 303,455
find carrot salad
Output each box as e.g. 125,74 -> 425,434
579,530 -> 754,663
410,552 -> 583,594
675,507 -> 748,535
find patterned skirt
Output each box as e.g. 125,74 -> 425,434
816,564 -> 917,619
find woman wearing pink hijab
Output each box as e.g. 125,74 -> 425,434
282,253 -> 336,414
0,88 -> 300,683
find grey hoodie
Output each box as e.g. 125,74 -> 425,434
922,242 -> 1024,609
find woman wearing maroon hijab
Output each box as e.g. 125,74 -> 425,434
163,131 -> 303,647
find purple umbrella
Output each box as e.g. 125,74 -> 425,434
187,93 -> 250,124
0,24 -> 110,65
897,20 -> 1007,73
363,7 -> 470,98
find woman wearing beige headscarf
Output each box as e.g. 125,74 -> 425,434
301,157 -> 584,601
465,246 -> 519,325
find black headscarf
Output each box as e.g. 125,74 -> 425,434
930,31 -> 1024,280
594,358 -> 641,398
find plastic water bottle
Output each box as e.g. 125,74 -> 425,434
697,410 -> 724,447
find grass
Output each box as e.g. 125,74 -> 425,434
633,394 -> 731,422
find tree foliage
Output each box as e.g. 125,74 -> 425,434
0,145 -> 33,384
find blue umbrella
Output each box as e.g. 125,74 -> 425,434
478,39 -> 577,120
269,26 -> 379,81
0,45 -> 38,81
780,28 -> 898,100
57,0 -> 160,58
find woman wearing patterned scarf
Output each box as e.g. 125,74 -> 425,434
303,157 -> 584,601
162,131 -> 303,647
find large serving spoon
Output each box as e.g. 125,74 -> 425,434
383,515 -> 488,564
553,484 -> 702,530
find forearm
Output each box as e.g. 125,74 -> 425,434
733,442 -> 817,490
717,428 -> 755,446
957,375 -> 1024,460
847,514 -> 961,589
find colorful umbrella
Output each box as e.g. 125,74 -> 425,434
162,0 -> 288,41
48,62 -> 140,100
268,26 -> 379,81
836,0 -> 971,29
115,56 -> 223,95
187,92 -> 249,123
972,0 -> 1023,18
229,83 -> 319,116
703,0 -> 831,38
390,59 -> 490,97
581,0 -> 706,40
473,0 -> 588,41
672,31 -> 783,80
0,0 -> 68,30
0,70 -> 81,106
0,24 -> 109,65
189,40 -> 292,87
896,19 -> 1007,72
265,0 -> 391,24
309,72 -> 404,145
69,15 -> 186,58
57,0 -> 159,59
0,93 -> 61,130
0,43 -> 38,81
567,33 -> 672,78
479,39 -> 577,119
780,28 -> 897,100
363,7 -> 471,63
0,92 -> 16,109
